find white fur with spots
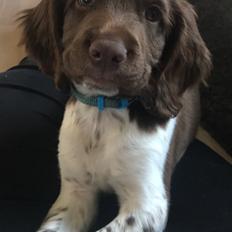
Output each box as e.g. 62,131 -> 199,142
38,100 -> 176,232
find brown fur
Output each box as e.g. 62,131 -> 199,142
19,0 -> 212,120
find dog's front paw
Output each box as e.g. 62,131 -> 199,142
96,211 -> 166,232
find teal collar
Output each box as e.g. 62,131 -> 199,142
71,86 -> 137,112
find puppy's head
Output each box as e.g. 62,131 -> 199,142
20,0 -> 211,118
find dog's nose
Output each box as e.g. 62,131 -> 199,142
89,39 -> 127,66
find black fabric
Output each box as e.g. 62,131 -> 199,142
0,64 -> 232,232
0,65 -> 69,203
167,141 -> 232,232
190,0 -> 232,156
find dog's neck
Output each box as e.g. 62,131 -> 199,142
71,84 -> 138,112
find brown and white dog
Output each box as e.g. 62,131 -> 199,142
20,0 -> 211,231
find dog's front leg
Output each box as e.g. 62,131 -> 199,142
96,164 -> 168,232
38,179 -> 97,232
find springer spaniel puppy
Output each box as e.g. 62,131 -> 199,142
20,0 -> 211,231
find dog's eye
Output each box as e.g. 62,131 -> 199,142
78,0 -> 95,7
145,5 -> 162,22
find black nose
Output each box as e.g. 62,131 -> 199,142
89,39 -> 127,66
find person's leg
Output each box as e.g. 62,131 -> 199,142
0,59 -> 69,231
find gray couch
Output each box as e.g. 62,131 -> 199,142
191,0 -> 232,155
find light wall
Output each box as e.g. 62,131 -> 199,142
0,0 -> 40,71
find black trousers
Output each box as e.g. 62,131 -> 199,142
0,62 -> 231,232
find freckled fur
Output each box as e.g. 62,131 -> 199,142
42,100 -> 176,232
126,216 -> 136,226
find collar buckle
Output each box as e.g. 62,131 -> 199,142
97,96 -> 105,112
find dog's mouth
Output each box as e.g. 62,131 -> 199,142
73,76 -> 120,97
69,66 -> 149,97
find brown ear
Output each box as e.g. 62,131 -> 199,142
146,0 -> 212,119
19,0 -> 65,86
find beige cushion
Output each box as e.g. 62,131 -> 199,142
0,0 -> 40,71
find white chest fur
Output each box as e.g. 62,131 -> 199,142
58,101 -> 176,193
39,101 -> 177,232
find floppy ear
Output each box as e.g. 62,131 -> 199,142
146,0 -> 212,119
19,0 -> 65,86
